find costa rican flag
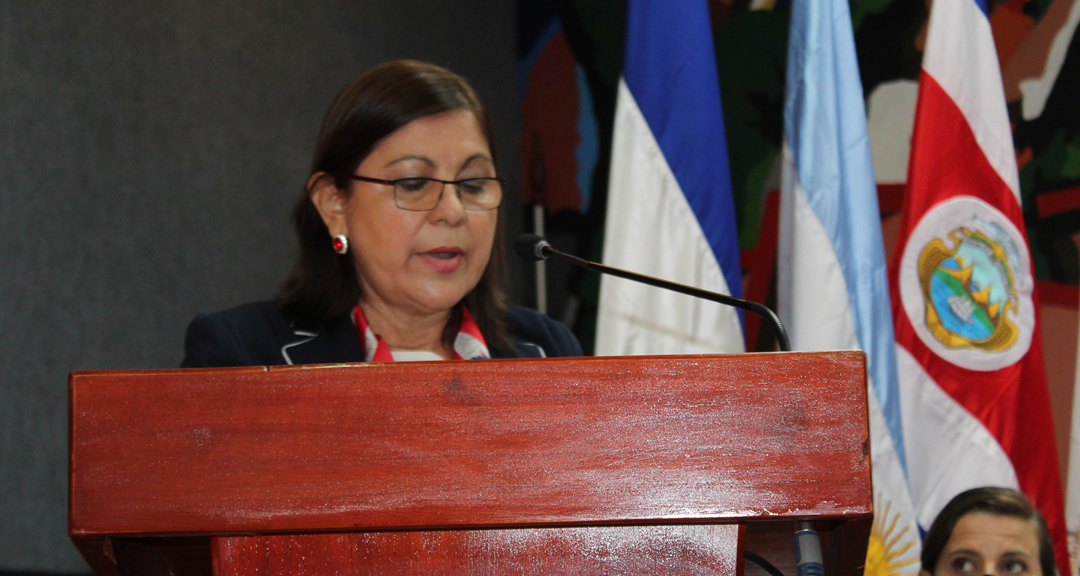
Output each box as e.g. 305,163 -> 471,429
889,0 -> 1069,571
778,0 -> 921,573
595,0 -> 744,356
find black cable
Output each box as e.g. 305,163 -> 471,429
745,551 -> 785,576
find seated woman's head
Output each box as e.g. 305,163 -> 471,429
920,487 -> 1054,576
279,60 -> 509,352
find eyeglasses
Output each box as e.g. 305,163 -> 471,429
350,175 -> 504,211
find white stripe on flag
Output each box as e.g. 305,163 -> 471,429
777,143 -> 858,351
896,344 -> 1020,528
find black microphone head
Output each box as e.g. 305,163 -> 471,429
514,234 -> 551,262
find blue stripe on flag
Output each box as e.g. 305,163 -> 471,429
622,0 -> 743,301
784,0 -> 907,472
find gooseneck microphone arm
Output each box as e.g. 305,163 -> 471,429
515,234 -> 791,352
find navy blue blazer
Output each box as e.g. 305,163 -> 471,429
181,301 -> 582,368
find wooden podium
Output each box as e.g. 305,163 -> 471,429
70,352 -> 872,575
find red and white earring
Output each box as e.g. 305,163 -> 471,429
332,234 -> 349,255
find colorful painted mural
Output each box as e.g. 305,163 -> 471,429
518,0 -> 1078,328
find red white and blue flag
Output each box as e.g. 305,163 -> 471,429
596,0 -> 744,355
889,0 -> 1069,571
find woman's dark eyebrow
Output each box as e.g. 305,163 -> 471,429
383,154 -> 492,171
459,154 -> 493,170
385,155 -> 435,168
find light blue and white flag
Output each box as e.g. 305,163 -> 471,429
778,1 -> 920,574
596,0 -> 744,356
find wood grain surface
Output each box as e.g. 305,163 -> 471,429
69,351 -> 871,574
213,525 -> 745,575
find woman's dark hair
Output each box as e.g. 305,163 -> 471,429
921,487 -> 1055,576
276,60 -> 510,351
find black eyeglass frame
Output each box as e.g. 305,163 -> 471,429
349,175 -> 505,212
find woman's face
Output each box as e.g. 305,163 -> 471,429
334,110 -> 498,318
923,512 -> 1042,576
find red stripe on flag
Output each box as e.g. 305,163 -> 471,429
890,71 -> 1068,571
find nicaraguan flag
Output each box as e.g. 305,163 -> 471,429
888,0 -> 1069,571
778,1 -> 921,574
596,0 -> 744,356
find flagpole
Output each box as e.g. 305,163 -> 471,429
533,202 -> 547,315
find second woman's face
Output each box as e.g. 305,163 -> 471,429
344,110 -> 498,318
924,512 -> 1042,576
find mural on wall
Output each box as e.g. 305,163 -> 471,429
517,0 -> 1079,347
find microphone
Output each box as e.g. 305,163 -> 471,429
514,234 -> 791,352
515,234 -> 554,262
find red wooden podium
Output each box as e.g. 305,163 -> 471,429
70,352 -> 872,575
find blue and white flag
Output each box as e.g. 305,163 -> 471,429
778,1 -> 920,574
596,0 -> 744,356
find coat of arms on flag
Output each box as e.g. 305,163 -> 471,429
898,196 -> 1035,369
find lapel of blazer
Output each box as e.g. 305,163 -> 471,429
282,314 -> 365,365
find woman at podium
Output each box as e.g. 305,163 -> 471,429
181,60 -> 580,367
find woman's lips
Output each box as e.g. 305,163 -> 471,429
418,247 -> 465,273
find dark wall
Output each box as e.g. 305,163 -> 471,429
0,2 -> 519,571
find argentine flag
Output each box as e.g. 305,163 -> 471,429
596,0 -> 744,356
778,0 -> 921,574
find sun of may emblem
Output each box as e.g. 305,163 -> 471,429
865,499 -> 920,576
899,196 -> 1034,371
